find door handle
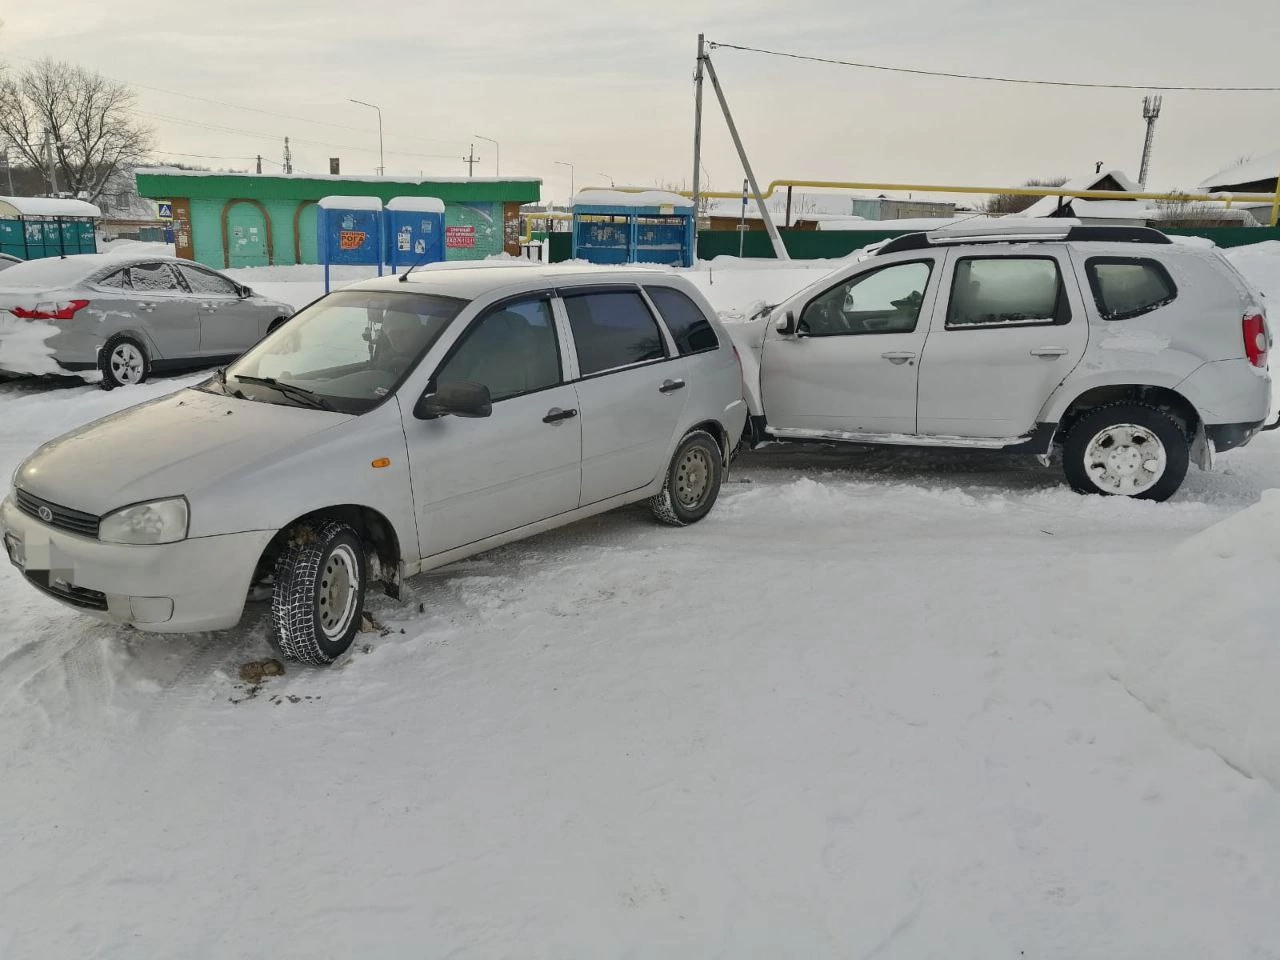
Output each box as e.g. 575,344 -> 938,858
542,407 -> 578,424
659,378 -> 686,393
137,302 -> 156,312
1030,346 -> 1069,358
880,351 -> 917,365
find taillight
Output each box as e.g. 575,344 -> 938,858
1243,312 -> 1269,368
10,299 -> 90,321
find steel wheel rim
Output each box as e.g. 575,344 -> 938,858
1084,423 -> 1167,495
110,343 -> 144,384
318,544 -> 360,640
675,447 -> 711,507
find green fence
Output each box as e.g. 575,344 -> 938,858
0,218 -> 97,260
548,225 -> 1280,263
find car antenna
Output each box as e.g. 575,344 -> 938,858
398,249 -> 436,283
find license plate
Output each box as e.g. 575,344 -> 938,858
4,533 -> 24,569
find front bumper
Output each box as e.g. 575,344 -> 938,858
1,496 -> 275,633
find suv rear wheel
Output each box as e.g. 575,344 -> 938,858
1061,403 -> 1189,501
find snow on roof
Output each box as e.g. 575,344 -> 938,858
571,190 -> 694,209
317,195 -> 383,211
1199,149 -> 1280,191
0,255 -> 104,289
135,166 -> 539,185
817,215 -> 999,231
0,196 -> 101,218
1013,171 -> 1142,219
385,196 -> 445,213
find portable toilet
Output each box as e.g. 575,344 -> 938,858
315,196 -> 384,292
384,196 -> 445,272
570,190 -> 696,267
0,197 -> 100,260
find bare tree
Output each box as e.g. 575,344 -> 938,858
0,58 -> 153,202
984,176 -> 1069,216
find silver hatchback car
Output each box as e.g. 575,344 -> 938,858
0,253 -> 293,386
2,265 -> 747,664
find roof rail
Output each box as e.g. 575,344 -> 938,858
874,223 -> 1171,257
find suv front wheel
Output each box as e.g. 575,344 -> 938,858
1061,403 -> 1189,501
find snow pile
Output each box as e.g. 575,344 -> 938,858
1099,489 -> 1280,791
1226,240 -> 1280,305
0,316 -> 62,376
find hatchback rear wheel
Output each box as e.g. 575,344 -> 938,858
650,429 -> 724,526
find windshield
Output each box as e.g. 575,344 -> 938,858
216,289 -> 466,413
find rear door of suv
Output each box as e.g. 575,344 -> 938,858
915,247 -> 1089,439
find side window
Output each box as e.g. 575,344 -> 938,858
435,297 -> 561,402
645,286 -> 719,355
128,263 -> 181,293
800,261 -> 932,336
564,290 -> 667,376
946,257 -> 1069,329
177,265 -> 239,296
1085,257 -> 1177,321
95,270 -> 130,290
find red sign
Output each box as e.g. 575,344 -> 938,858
339,230 -> 367,251
445,225 -> 476,249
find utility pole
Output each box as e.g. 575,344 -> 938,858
701,53 -> 788,260
1138,95 -> 1162,188
692,33 -> 706,219
1,146 -> 14,196
283,137 -> 293,175
463,144 -> 479,177
256,154 -> 263,174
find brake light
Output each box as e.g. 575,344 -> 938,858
1243,312 -> 1269,368
10,299 -> 91,321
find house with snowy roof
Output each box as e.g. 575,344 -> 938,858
1198,150 -> 1279,226
1011,170 -> 1158,226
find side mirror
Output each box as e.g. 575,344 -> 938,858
237,284 -> 252,299
414,380 -> 493,421
774,309 -> 797,336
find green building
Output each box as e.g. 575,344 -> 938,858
134,169 -> 541,269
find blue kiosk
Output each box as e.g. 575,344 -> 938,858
316,196 -> 385,293
384,196 -> 445,273
570,190 -> 696,267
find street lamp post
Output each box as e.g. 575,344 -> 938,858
475,135 -> 499,176
597,173 -> 614,187
555,161 -> 574,204
348,98 -> 385,176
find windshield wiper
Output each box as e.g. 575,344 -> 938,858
232,374 -> 336,411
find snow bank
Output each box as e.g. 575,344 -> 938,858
1102,489 -> 1280,791
385,196 -> 445,213
317,195 -> 383,211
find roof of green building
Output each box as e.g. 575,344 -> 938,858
135,168 -> 541,204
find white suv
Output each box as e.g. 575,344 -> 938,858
2,266 -> 747,664
732,222 -> 1272,500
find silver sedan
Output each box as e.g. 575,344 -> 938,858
0,254 -> 293,387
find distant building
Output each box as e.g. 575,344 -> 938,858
1198,150 -> 1279,226
850,196 -> 956,221
135,168 -> 541,269
1013,170 -> 1156,225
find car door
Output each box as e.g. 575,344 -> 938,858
124,262 -> 199,360
761,257 -> 940,436
559,286 -> 689,505
409,294 -> 583,558
915,249 -> 1089,439
175,264 -> 262,358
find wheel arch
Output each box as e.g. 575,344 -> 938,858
1055,384 -> 1201,443
255,504 -> 403,598
684,418 -> 731,462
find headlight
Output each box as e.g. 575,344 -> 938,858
99,497 -> 189,545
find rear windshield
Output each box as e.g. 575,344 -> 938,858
217,289 -> 467,414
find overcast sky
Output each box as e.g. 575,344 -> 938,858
4,0 -> 1278,204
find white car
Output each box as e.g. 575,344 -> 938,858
2,266 -> 747,664
733,222 -> 1272,500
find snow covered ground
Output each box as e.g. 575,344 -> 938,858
2,246 -> 1280,957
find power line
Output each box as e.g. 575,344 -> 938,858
706,40 -> 1280,92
